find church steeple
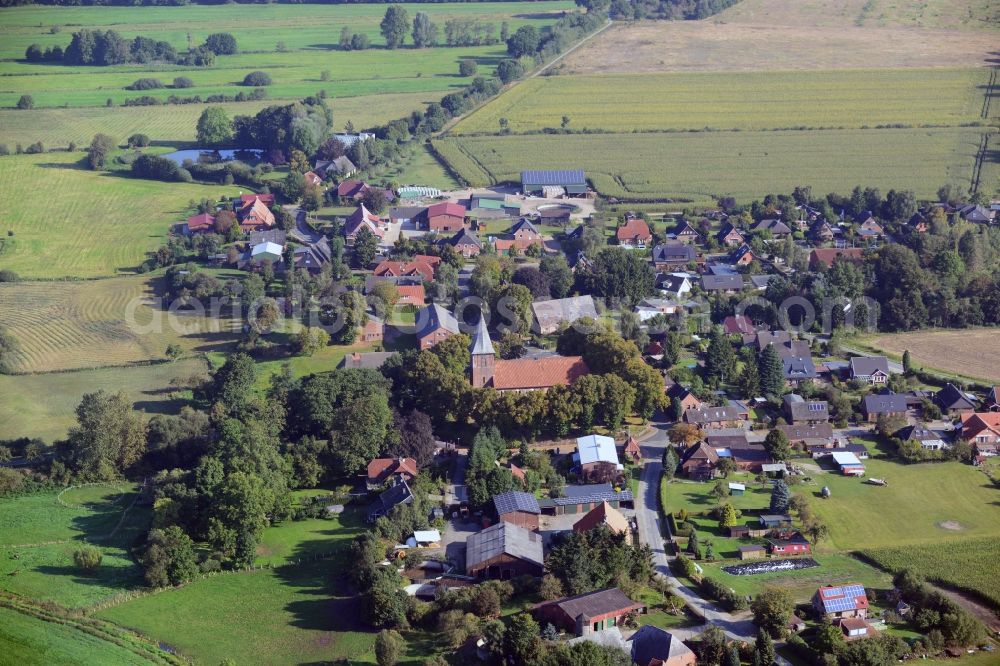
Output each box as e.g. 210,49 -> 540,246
470,314 -> 495,388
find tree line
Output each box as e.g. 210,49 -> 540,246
24,30 -> 236,66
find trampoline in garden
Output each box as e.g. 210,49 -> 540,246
722,558 -> 820,576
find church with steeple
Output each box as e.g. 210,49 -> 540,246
469,315 -> 589,393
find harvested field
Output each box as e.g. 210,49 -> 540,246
0,275 -> 239,373
861,328 -> 1000,383
719,0 -> 999,31
452,68 -> 991,134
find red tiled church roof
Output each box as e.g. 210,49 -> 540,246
492,356 -> 589,391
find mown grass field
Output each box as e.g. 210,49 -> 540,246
451,68 -> 993,134
0,605 -> 160,666
0,152 -> 238,278
0,3 -> 572,109
0,275 -> 239,373
0,485 -> 149,609
860,537 -> 1000,609
854,328 -> 1000,384
0,92 -> 438,150
434,127 -> 989,201
0,357 -> 209,442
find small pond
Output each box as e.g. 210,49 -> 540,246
160,148 -> 262,165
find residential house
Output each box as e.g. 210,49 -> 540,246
831,450 -> 866,475
573,501 -> 630,535
907,211 -> 930,233
850,356 -> 891,384
239,192 -> 275,207
861,392 -> 907,423
532,295 -> 598,335
783,394 -> 829,424
575,434 -> 623,483
811,221 -> 835,243
667,384 -> 704,412
701,274 -> 744,294
534,588 -> 645,636
738,545 -> 766,560
315,155 -> 356,179
985,386 -> 1000,411
396,284 -> 426,306
934,383 -> 977,415
237,196 -> 276,233
622,435 -> 641,462
367,480 -> 414,522
469,316 -> 589,391
635,297 -> 685,321
731,244 -> 756,266
753,218 -> 792,237
293,236 -> 332,273
493,491 -> 541,530
813,584 -> 869,620
778,423 -> 835,449
343,204 -> 385,245
671,220 -> 701,245
465,521 -> 544,579
959,204 -> 994,224
809,247 -> 864,270
710,439 -> 772,473
683,405 -> 743,428
373,255 -> 440,282
958,412 -> 1000,455
616,218 -> 653,248
492,218 -> 544,255
678,442 -> 719,479
419,202 -> 467,233
767,531 -> 811,556
895,425 -> 948,451
783,356 -> 818,385
443,228 -> 482,258
521,169 -> 587,197
652,243 -> 697,270
628,626 -> 697,666
856,213 -> 884,239
186,212 -> 214,234
415,303 -> 460,349
656,273 -> 693,298
366,456 -> 417,489
336,179 -> 369,201
716,223 -> 745,247
723,314 -> 755,336
303,170 -> 323,188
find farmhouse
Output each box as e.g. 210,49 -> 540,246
575,434 -> 623,482
531,295 -> 598,335
237,196 -> 276,233
616,218 -> 653,248
573,501 -> 629,535
521,169 -> 588,197
343,204 -> 385,244
465,521 -> 544,579
415,303 -> 460,350
469,316 -> 589,391
813,584 -> 869,620
366,456 -> 417,489
534,588 -> 645,636
861,392 -> 907,422
850,356 -> 891,384
767,531 -> 811,556
493,491 -> 541,530
628,626 -> 697,666
831,451 -> 865,476
418,202 -> 466,233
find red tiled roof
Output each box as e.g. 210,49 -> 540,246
240,193 -> 275,206
616,218 -> 652,242
337,179 -> 368,198
810,247 -> 864,268
367,457 -> 418,482
960,412 -> 1000,440
723,314 -> 754,335
396,284 -> 426,305
573,501 -> 629,534
374,260 -> 435,282
303,171 -> 322,187
509,463 -> 526,481
187,212 -> 214,233
491,356 -> 589,391
426,202 -> 466,219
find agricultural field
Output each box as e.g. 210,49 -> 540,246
557,0 -> 999,74
0,357 -> 209,442
0,152 -> 238,279
433,127 -> 988,202
855,328 -> 1000,384
0,485 -> 149,608
0,92 -> 438,150
860,537 -> 1000,609
0,275 -> 240,373
452,68 -> 993,135
0,605 -> 164,666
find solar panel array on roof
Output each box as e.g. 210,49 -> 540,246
521,170 -> 586,186
548,490 -> 633,507
819,584 -> 867,614
493,491 -> 541,515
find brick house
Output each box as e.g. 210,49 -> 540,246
813,584 -> 869,620
365,457 -> 417,489
419,202 -> 467,233
534,588 -> 645,636
415,303 -> 459,350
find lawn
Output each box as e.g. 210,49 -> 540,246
433,126 -> 989,202
0,485 -> 149,608
806,459 -> 1000,551
0,152 -> 239,278
0,275 -> 239,373
0,92 -> 440,150
451,68 -> 992,135
0,357 -> 209,442
254,508 -> 365,568
0,605 -> 166,666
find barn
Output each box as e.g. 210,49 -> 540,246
521,169 -> 588,197
465,521 -> 544,579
